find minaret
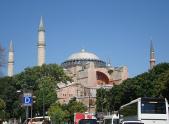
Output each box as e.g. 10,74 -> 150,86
37,16 -> 45,66
8,40 -> 14,76
150,40 -> 155,69
107,58 -> 111,67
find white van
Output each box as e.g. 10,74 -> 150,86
121,121 -> 144,124
28,116 -> 51,124
103,114 -> 119,124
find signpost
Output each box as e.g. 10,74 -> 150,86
23,94 -> 33,106
22,92 -> 33,124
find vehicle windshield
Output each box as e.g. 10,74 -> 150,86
113,119 -> 119,124
141,98 -> 166,114
104,118 -> 112,124
79,119 -> 97,124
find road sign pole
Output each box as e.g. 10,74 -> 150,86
26,106 -> 29,124
23,92 -> 32,123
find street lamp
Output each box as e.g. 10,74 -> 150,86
43,85 -> 45,120
100,83 -> 104,113
88,88 -> 90,113
40,76 -> 46,121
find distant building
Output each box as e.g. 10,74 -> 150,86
57,49 -> 128,112
6,17 -> 129,112
6,16 -> 159,113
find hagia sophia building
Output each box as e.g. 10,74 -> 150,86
7,17 -> 155,112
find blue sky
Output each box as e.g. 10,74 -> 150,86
0,0 -> 169,77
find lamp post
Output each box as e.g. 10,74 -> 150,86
41,76 -> 46,121
16,90 -> 23,124
43,85 -> 45,120
100,82 -> 105,121
101,83 -> 104,113
31,95 -> 36,123
88,88 -> 91,113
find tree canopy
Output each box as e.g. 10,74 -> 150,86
48,98 -> 87,124
0,64 -> 71,121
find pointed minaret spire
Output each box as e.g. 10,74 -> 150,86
150,40 -> 155,69
9,40 -> 14,52
8,40 -> 14,76
39,16 -> 45,32
37,16 -> 46,66
107,58 -> 111,67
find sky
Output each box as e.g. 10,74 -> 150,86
0,0 -> 169,77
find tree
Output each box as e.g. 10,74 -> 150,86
0,64 -> 70,121
67,98 -> 87,113
48,98 -> 87,124
15,64 -> 71,90
0,98 -> 6,121
48,103 -> 66,124
62,98 -> 87,123
14,64 -> 71,117
155,69 -> 169,100
109,85 -> 123,111
0,99 -> 5,110
35,76 -> 57,116
0,76 -> 18,119
96,88 -> 108,112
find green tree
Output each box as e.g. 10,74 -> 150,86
48,98 -> 87,124
109,85 -> 123,111
155,69 -> 169,100
35,76 -> 57,116
63,98 -> 87,123
0,98 -> 5,110
15,64 -> 70,89
14,64 -> 70,117
0,76 -> 19,119
0,64 -> 70,121
48,102 -> 66,124
0,98 -> 6,121
96,88 -> 107,112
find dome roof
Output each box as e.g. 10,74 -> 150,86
61,49 -> 106,68
67,49 -> 100,60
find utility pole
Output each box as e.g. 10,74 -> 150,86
26,106 -> 29,124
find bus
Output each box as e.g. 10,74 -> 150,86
119,97 -> 169,124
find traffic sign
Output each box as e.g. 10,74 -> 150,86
23,93 -> 33,106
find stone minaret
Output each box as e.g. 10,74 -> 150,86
8,40 -> 14,76
150,41 -> 155,69
37,16 -> 45,66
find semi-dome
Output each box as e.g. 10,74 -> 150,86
61,49 -> 106,68
67,49 -> 100,60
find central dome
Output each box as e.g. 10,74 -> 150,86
61,49 -> 106,68
67,49 -> 100,60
